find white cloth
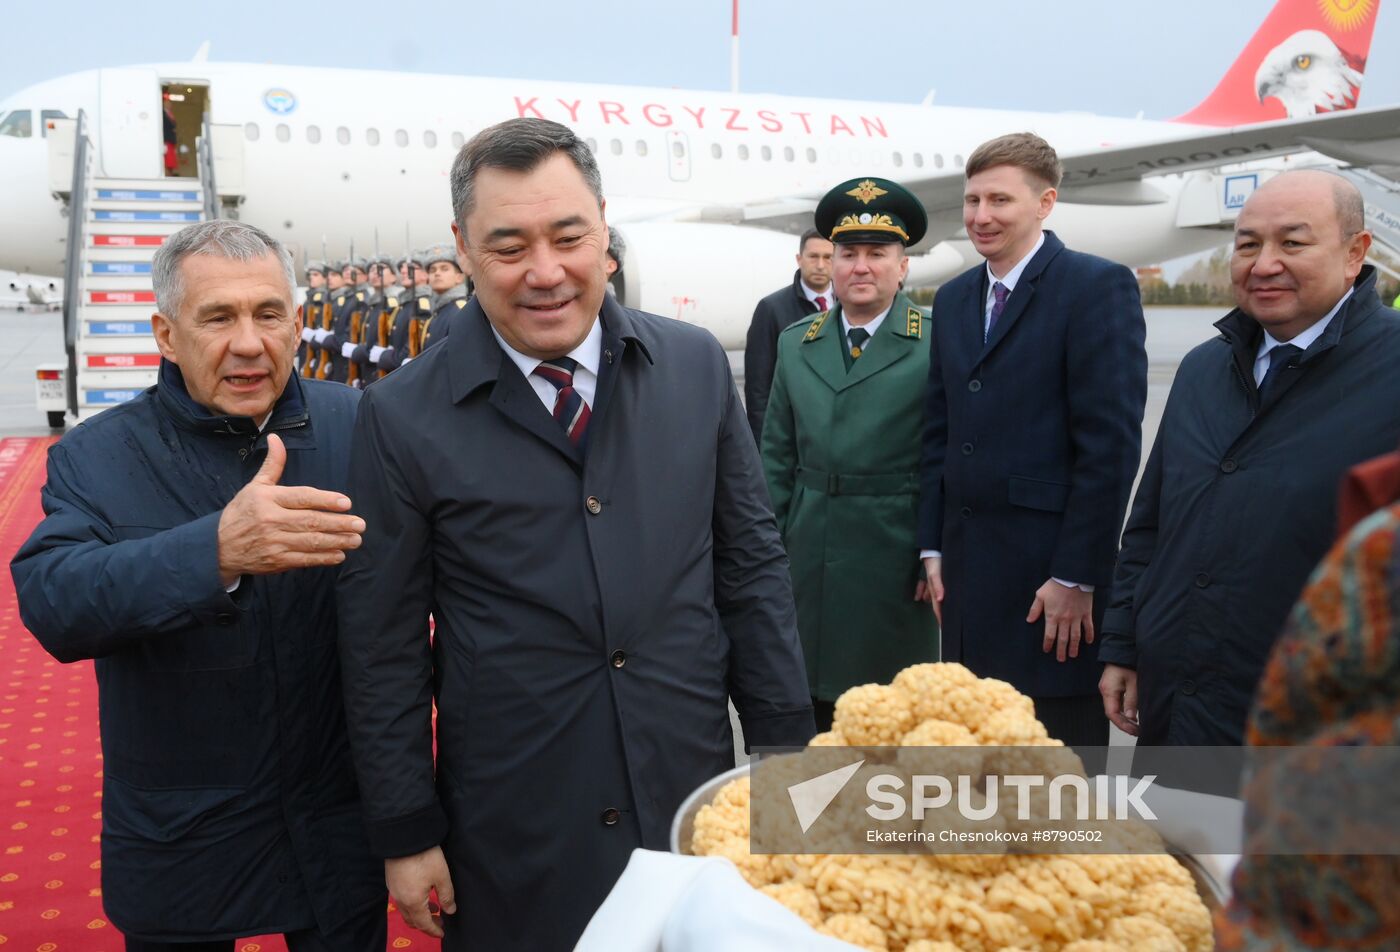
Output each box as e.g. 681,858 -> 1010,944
575,849 -> 860,951
491,317 -> 602,411
1251,287 -> 1351,385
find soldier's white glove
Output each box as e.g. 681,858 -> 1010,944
402,357 -> 414,365
314,329 -> 332,344
341,342 -> 357,359
300,327 -> 314,342
370,346 -> 387,362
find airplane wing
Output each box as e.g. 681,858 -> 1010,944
708,104 -> 1400,250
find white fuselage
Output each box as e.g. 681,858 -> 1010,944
0,63 -> 1231,346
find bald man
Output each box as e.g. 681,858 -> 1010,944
1099,170 -> 1400,747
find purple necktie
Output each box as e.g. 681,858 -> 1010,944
814,295 -> 827,311
986,281 -> 1009,342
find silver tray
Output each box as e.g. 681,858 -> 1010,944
669,761 -> 1229,910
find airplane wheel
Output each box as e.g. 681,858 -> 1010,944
47,411 -> 65,429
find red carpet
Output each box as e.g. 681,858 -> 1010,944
0,437 -> 433,951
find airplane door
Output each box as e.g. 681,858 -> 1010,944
98,67 -> 161,178
667,131 -> 691,183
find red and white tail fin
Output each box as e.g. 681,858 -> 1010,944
1174,0 -> 1379,125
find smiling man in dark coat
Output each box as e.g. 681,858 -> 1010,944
11,220 -> 385,950
917,133 -> 1148,747
1100,169 -> 1400,747
336,118 -> 814,952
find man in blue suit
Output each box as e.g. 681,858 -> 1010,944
916,133 -> 1147,746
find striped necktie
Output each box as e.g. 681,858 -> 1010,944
533,357 -> 591,448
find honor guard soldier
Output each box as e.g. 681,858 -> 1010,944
374,250 -> 429,376
318,257 -> 369,383
761,176 -> 939,731
415,243 -> 468,353
306,260 -> 346,379
345,255 -> 398,386
297,259 -> 329,376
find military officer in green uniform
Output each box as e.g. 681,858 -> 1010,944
761,177 -> 938,730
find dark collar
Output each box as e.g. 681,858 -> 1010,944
156,359 -> 310,437
1213,265 -> 1380,366
447,292 -> 654,404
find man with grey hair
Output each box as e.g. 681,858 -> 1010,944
338,117 -> 813,950
11,219 -> 386,950
1100,169 -> 1400,747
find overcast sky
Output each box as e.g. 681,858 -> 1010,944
3,0 -> 1398,118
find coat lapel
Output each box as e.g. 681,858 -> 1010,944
796,306 -> 848,394
980,231 -> 1064,357
448,298 -> 583,466
840,294 -> 920,391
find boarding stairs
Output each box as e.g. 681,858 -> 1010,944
1336,167 -> 1400,280
47,109 -> 228,424
71,180 -> 204,417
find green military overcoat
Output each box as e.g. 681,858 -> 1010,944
761,292 -> 939,700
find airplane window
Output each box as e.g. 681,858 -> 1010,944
367,128 -> 381,146
760,145 -> 772,162
585,137 -> 597,153
710,143 -> 722,159
452,131 -> 466,149
934,154 -> 944,169
307,125 -> 321,144
806,147 -> 817,163
672,140 -> 685,158
275,123 -> 290,143
40,109 -> 67,137
783,146 -> 794,162
893,151 -> 904,167
337,126 -> 351,145
243,121 -> 260,142
635,139 -> 647,157
395,129 -> 409,147
913,153 -> 924,168
609,139 -> 622,156
738,144 -> 750,161
424,130 -> 437,148
0,110 -> 32,138
954,154 -> 964,167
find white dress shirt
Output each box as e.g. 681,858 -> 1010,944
801,280 -> 834,310
982,233 -> 1045,339
491,317 -> 602,412
841,304 -> 890,347
1252,287 -> 1351,385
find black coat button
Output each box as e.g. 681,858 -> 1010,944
968,380 -> 982,392
1194,573 -> 1211,588
960,506 -> 972,518
586,496 -> 602,515
961,442 -> 974,456
214,612 -> 235,626
1220,459 -> 1238,474
601,808 -> 620,826
610,649 -> 626,669
1180,680 -> 1197,696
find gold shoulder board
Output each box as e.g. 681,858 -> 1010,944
419,297 -> 430,310
803,311 -> 828,342
355,291 -> 365,302
906,307 -> 922,338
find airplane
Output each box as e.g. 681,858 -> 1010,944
0,0 -> 1396,349
0,271 -> 62,311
